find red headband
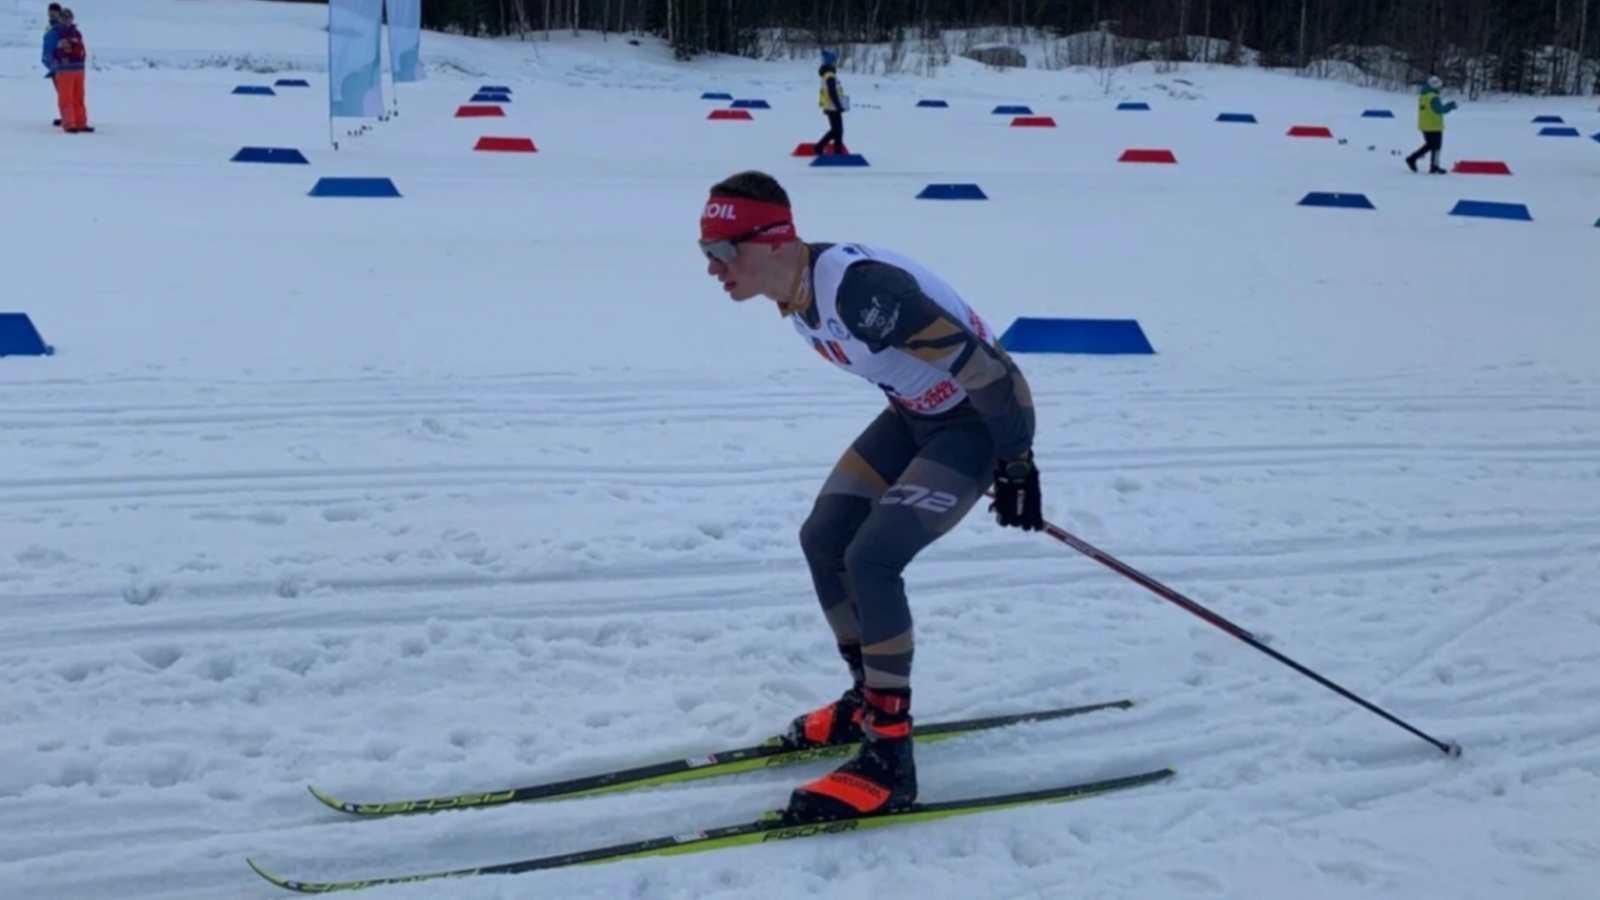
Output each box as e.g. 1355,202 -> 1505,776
700,196 -> 795,243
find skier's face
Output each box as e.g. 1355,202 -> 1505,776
703,226 -> 786,302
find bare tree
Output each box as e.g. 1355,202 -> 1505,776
1299,0 -> 1310,67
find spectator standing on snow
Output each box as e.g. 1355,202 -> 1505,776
1405,76 -> 1455,174
43,2 -> 62,126
43,7 -> 92,133
814,50 -> 848,156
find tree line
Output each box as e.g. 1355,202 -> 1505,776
283,0 -> 1600,94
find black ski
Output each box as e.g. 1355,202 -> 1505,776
252,766 -> 1175,893
309,698 -> 1136,816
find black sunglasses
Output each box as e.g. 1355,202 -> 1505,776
700,221 -> 789,263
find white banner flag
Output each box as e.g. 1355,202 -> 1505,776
386,0 -> 425,83
329,0 -> 384,118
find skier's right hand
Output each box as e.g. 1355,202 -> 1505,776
991,452 -> 1043,531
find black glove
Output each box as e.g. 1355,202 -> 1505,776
991,451 -> 1043,531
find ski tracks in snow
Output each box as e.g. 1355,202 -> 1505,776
3,370 -> 1599,899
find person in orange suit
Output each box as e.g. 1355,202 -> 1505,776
43,7 -> 92,133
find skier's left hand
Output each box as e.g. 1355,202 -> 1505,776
991,452 -> 1043,531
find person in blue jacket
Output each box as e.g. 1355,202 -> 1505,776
43,2 -> 62,126
1406,76 -> 1457,174
813,50 -> 848,156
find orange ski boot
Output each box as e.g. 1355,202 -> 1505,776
782,687 -> 917,823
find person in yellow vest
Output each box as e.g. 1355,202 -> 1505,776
814,50 -> 848,156
1405,76 -> 1457,174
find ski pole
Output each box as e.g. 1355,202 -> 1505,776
999,499 -> 1462,757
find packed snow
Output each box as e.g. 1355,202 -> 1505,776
2,1 -> 1599,898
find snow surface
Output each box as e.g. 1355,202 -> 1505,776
3,1 -> 1600,899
